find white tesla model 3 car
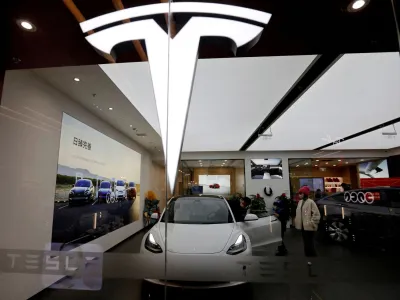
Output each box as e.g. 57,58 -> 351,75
140,195 -> 281,288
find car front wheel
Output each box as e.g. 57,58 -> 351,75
326,219 -> 351,244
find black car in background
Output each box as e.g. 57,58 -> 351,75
69,179 -> 95,205
317,187 -> 400,251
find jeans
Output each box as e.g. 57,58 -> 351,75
301,229 -> 317,257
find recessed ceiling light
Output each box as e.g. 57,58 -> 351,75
99,108 -> 102,111
17,20 -> 36,32
199,160 -> 202,162
360,159 -> 364,161
348,0 -> 369,12
130,125 -> 133,127
338,159 -> 341,162
346,162 -> 348,164
333,165 -> 336,167
316,160 -> 319,162
315,165 -> 318,167
326,162 -> 329,164
296,165 -> 299,167
225,160 -> 227,162
74,77 -> 80,82
305,163 -> 308,165
108,107 -> 113,110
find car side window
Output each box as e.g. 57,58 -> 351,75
384,190 -> 400,208
251,210 -> 268,218
330,193 -> 345,202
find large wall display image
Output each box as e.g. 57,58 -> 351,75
199,175 -> 231,195
51,113 -> 141,250
250,158 -> 283,179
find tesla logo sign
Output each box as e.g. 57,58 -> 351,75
80,3 -> 271,192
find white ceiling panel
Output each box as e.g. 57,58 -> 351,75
183,56 -> 316,151
325,122 -> 400,150
249,52 -> 400,151
102,55 -> 316,152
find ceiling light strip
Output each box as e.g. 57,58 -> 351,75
80,2 -> 271,33
314,117 -> 400,150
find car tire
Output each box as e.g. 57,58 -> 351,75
106,194 -> 111,204
326,218 -> 351,245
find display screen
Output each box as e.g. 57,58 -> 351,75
358,159 -> 389,178
198,175 -> 231,194
51,113 -> 141,250
251,158 -> 283,179
299,178 -> 324,192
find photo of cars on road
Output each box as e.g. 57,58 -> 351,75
52,113 -> 141,250
140,195 -> 281,289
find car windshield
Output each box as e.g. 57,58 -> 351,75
161,197 -> 233,224
75,180 -> 91,187
116,180 -> 124,186
129,182 -> 135,187
100,181 -> 111,189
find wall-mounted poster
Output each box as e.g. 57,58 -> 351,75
250,158 -> 283,179
199,175 -> 231,195
52,113 -> 141,250
358,159 -> 389,178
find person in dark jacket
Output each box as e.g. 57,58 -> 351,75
230,196 -> 251,222
273,193 -> 291,255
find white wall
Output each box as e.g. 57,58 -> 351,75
0,70 -> 152,299
181,150 -> 389,209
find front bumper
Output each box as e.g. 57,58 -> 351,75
69,196 -> 90,201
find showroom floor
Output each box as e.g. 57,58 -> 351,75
30,228 -> 400,300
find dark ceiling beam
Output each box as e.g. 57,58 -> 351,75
63,0 -> 116,63
314,117 -> 400,150
239,53 -> 343,151
112,0 -> 148,61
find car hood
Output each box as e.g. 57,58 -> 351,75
115,186 -> 125,191
157,222 -> 235,254
98,188 -> 110,193
71,187 -> 89,193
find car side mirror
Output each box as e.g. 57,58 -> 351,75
151,213 -> 159,220
244,214 -> 258,221
71,184 -> 74,187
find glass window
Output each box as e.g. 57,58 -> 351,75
74,179 -> 91,187
100,181 -> 111,189
161,197 -> 233,224
116,180 -> 124,186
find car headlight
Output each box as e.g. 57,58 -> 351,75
84,189 -> 90,194
227,235 -> 247,255
69,191 -> 74,195
145,233 -> 163,253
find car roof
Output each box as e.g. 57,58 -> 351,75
77,179 -> 91,182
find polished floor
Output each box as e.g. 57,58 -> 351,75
30,227 -> 400,300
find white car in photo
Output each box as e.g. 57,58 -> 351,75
115,180 -> 127,201
140,195 -> 281,288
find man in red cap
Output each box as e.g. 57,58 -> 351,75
295,186 -> 321,263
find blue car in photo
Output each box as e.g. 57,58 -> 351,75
69,179 -> 95,206
98,181 -> 115,204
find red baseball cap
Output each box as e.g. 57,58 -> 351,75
298,186 -> 310,196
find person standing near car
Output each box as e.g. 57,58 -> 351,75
273,193 -> 291,255
295,186 -> 320,262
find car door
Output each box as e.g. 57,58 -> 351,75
237,211 -> 281,248
345,189 -> 391,247
383,189 -> 400,248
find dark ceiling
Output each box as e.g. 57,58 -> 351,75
3,0 -> 400,70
